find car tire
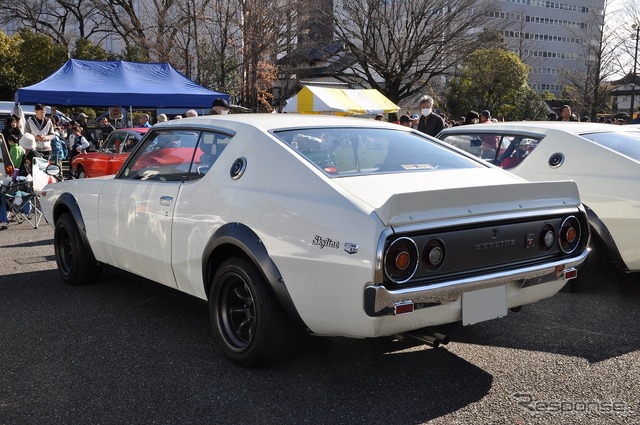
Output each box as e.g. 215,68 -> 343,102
54,212 -> 101,285
77,167 -> 87,179
210,257 -> 296,366
561,233 -> 609,293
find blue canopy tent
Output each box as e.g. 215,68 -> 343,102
15,59 -> 229,108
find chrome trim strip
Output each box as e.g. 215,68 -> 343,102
365,248 -> 588,316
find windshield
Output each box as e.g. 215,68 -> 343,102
273,128 -> 482,176
580,131 -> 640,162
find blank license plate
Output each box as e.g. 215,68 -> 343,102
462,285 -> 507,326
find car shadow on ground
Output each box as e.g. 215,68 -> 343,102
436,269 -> 640,364
0,267 -> 491,425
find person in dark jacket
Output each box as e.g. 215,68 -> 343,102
416,95 -> 445,137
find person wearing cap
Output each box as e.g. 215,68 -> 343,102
75,112 -> 96,148
210,98 -> 230,115
479,110 -> 492,124
24,104 -> 54,159
17,133 -> 43,177
409,114 -> 419,129
398,114 -> 412,127
416,95 -> 445,137
463,111 -> 480,125
478,110 -> 499,153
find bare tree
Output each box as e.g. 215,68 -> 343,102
0,0 -> 108,45
91,0 -> 153,59
561,0 -> 623,119
237,0 -> 291,109
327,0 -> 500,104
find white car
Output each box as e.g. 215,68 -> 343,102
438,122 -> 640,286
41,114 -> 588,365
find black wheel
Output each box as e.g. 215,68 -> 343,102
77,167 -> 87,179
209,258 -> 296,366
54,212 -> 101,285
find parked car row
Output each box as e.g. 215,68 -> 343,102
40,114 -> 589,366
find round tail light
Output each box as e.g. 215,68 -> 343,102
539,223 -> 555,251
559,216 -> 581,254
384,237 -> 418,283
423,238 -> 446,271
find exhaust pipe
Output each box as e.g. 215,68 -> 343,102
400,328 -> 449,348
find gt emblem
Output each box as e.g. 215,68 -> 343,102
525,233 -> 535,248
344,242 -> 359,254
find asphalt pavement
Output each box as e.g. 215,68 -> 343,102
1,220 -> 639,425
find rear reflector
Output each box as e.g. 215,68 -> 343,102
563,268 -> 578,280
394,301 -> 414,315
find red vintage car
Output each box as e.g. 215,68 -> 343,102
72,128 -> 149,178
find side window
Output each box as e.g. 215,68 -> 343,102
103,132 -> 124,153
120,130 -> 203,181
188,131 -> 232,178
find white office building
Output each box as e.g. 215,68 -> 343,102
496,0 -> 605,96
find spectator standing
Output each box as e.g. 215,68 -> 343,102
138,113 -> 152,128
557,105 -> 578,122
463,111 -> 480,125
410,114 -> 419,129
479,110 -> 499,153
416,95 -> 445,137
157,114 -> 168,123
374,113 -> 384,121
76,112 -> 95,149
2,115 -> 22,143
50,125 -> 68,173
209,98 -> 230,115
99,117 -> 116,139
399,115 -> 412,127
185,110 -> 198,118
68,125 -> 90,161
24,104 -> 54,159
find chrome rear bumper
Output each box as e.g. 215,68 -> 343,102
364,248 -> 588,316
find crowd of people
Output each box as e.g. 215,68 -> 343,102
394,97 -> 635,135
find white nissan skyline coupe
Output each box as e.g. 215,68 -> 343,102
41,114 -> 588,365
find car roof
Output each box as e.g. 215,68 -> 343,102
438,121 -> 640,138
153,113 -> 410,133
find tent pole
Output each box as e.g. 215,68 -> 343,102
129,106 -> 133,127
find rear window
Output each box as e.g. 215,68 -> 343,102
273,128 -> 482,176
581,131 -> 640,162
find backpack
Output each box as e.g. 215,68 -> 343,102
52,134 -> 67,160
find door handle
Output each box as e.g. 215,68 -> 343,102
159,196 -> 173,206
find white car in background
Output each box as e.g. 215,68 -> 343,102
40,115 -> 588,365
438,122 -> 640,288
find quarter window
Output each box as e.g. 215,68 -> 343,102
119,130 -> 232,181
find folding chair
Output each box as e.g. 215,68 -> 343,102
3,182 -> 44,229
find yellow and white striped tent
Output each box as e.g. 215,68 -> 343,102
282,86 -> 399,115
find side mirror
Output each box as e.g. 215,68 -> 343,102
45,164 -> 61,176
